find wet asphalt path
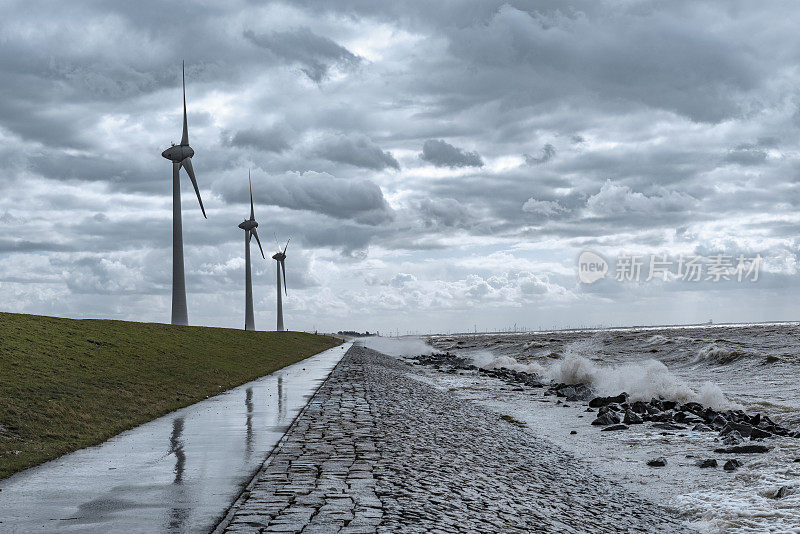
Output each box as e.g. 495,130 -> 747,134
0,342 -> 350,533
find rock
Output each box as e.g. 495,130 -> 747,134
673,411 -> 691,423
680,402 -> 704,414
598,403 -> 622,416
692,423 -> 713,432
647,457 -> 667,467
562,383 -> 593,401
772,486 -> 790,499
652,423 -> 685,431
601,424 -> 629,431
652,412 -> 675,422
631,401 -> 649,414
585,408 -> 595,412
714,444 -> 770,454
624,410 -> 644,425
588,393 -> 629,408
723,459 -> 740,471
720,422 -> 754,438
570,430 -> 577,435
750,427 -> 772,440
710,415 -> 728,430
722,430 -> 744,445
591,412 -> 621,426
697,458 -> 718,468
661,400 -> 678,411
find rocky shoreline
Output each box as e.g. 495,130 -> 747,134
412,351 -> 799,481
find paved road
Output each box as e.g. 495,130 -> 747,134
221,345 -> 693,533
0,343 -> 350,534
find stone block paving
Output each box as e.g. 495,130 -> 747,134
222,346 -> 693,533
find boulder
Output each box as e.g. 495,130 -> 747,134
714,444 -> 770,454
680,402 -> 704,414
692,423 -> 713,432
652,412 -> 676,422
661,400 -> 678,411
722,430 -> 744,445
720,422 -> 753,438
589,393 -> 629,408
601,424 -> 629,431
624,410 -> 644,425
697,458 -> 718,468
598,404 -> 622,416
647,457 -> 667,467
591,412 -> 621,426
710,415 -> 728,430
750,427 -> 772,440
723,459 -> 740,471
630,401 -> 650,414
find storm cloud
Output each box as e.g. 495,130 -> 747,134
419,139 -> 484,168
1,0 -> 800,332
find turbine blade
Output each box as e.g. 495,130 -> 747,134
181,157 -> 206,218
249,169 -> 254,220
273,232 -> 280,252
180,61 -> 189,146
280,259 -> 287,295
252,227 -> 265,259
283,238 -> 290,254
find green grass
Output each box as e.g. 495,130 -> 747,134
0,312 -> 341,480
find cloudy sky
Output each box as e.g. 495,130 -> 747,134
2,0 -> 800,333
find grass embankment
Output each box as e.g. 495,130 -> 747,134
0,312 -> 341,480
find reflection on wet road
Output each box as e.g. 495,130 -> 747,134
0,342 -> 349,533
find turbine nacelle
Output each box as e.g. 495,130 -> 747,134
272,252 -> 286,261
239,219 -> 258,231
161,145 -> 194,162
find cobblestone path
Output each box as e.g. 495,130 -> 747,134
221,345 -> 692,533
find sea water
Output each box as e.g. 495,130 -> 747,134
373,324 -> 800,533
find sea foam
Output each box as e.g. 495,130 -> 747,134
544,341 -> 739,410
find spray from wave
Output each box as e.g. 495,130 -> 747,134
468,350 -> 545,375
358,337 -> 434,357
544,341 -> 739,410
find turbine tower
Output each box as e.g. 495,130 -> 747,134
238,171 -> 265,330
272,237 -> 289,331
161,61 -> 206,326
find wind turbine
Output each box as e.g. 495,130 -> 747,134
161,61 -> 206,326
238,171 -> 265,331
272,236 -> 289,331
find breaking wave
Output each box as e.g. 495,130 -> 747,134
544,341 -> 738,410
693,344 -> 752,365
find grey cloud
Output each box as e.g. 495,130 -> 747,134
419,139 -> 483,168
725,143 -> 768,166
243,27 -> 360,82
219,171 -> 393,226
223,126 -> 291,153
315,134 -> 400,170
416,198 -> 471,228
524,144 -> 556,165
